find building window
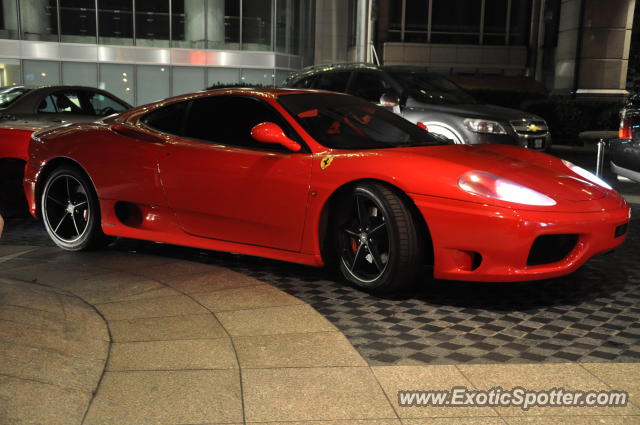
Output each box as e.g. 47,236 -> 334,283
98,0 -> 134,45
99,63 -> 134,105
388,0 -> 531,46
242,0 -> 272,51
137,65 -> 170,105
60,0 -> 97,43
23,60 -> 60,85
135,0 -> 170,46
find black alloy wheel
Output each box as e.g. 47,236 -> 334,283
336,182 -> 424,293
41,166 -> 110,251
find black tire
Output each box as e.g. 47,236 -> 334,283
41,166 -> 111,251
333,182 -> 423,293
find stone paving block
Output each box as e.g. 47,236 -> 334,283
372,365 -> 499,419
108,338 -> 238,371
243,366 -> 396,422
0,262 -> 112,289
457,363 -> 640,416
109,313 -> 227,342
0,320 -> 108,361
166,267 -> 266,293
95,294 -> 207,320
403,419 -> 507,425
192,284 -> 303,312
581,363 -> 640,407
60,271 -> 174,304
235,331 -> 367,368
83,370 -> 243,425
0,341 -> 104,392
0,375 -> 92,425
217,304 -> 337,336
248,421 -> 402,425
0,304 -> 66,332
135,260 -> 224,282
502,416 -> 639,425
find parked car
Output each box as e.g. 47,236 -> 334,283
26,88 -> 629,293
609,92 -> 640,182
284,64 -> 552,150
0,85 -> 131,216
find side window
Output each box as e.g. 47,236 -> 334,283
293,76 -> 315,88
184,95 -> 298,152
38,95 -> 57,113
37,91 -> 84,114
350,72 -> 392,103
313,71 -> 351,92
84,91 -> 129,116
141,101 -> 189,135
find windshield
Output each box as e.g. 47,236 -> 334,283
278,93 -> 450,150
0,87 -> 30,108
389,71 -> 477,105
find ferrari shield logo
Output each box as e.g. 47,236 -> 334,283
320,156 -> 334,170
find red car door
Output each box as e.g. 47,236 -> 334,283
158,95 -> 312,252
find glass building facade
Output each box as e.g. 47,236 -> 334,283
385,0 -> 532,46
0,0 -> 314,105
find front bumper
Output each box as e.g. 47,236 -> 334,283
474,132 -> 552,151
411,194 -> 630,282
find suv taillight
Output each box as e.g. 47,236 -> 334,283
620,110 -> 632,140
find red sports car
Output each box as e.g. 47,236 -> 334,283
25,88 -> 630,293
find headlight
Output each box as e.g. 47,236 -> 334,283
463,119 -> 507,134
561,160 -> 612,190
458,171 -> 557,206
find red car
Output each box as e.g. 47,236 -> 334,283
0,85 -> 130,216
25,88 -> 630,293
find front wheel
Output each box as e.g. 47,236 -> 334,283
334,182 -> 424,293
41,166 -> 110,251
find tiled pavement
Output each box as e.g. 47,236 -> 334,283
1,202 -> 639,367
1,245 -> 639,425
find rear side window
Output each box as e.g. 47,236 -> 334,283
313,71 -> 351,92
292,76 -> 316,88
350,72 -> 393,103
37,91 -> 85,114
142,101 -> 188,135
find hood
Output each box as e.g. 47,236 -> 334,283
340,144 -> 620,213
405,98 -> 542,122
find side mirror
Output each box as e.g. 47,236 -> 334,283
251,122 -> 302,152
379,92 -> 401,114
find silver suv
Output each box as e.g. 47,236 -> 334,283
284,64 -> 552,150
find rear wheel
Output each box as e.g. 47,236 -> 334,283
334,182 -> 423,293
41,167 -> 110,251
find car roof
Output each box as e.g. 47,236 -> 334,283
284,63 -> 448,85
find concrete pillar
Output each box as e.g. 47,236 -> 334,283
20,0 -> 49,39
205,0 -> 224,48
2,0 -> 18,37
554,0 -> 636,94
314,0 -> 349,64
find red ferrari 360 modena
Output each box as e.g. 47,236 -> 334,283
25,88 -> 630,293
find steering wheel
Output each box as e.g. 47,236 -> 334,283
99,106 -> 117,116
